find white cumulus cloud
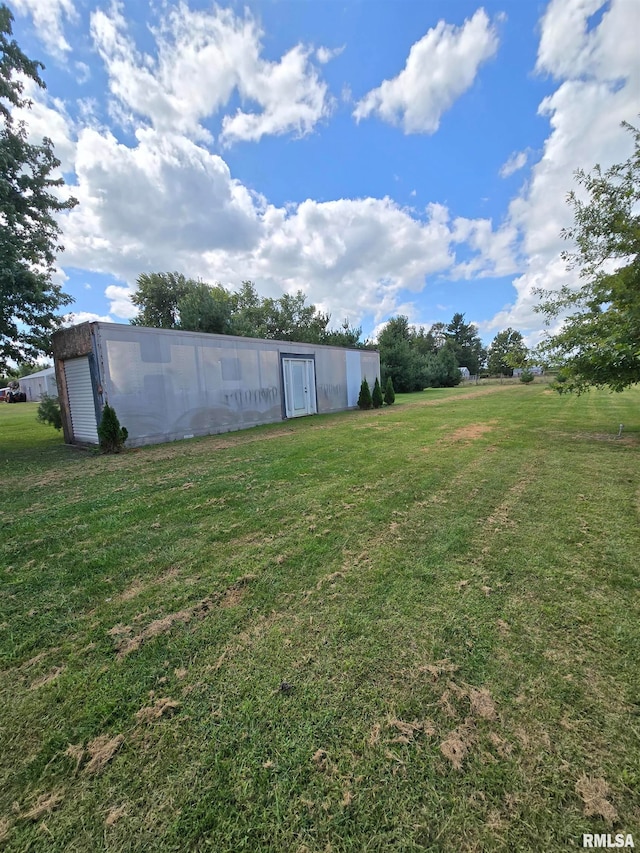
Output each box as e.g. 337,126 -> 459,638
63,311 -> 113,326
89,2 -> 334,145
10,78 -> 77,175
480,0 -> 640,335
104,286 -> 137,320
11,0 -> 77,57
353,8 -> 499,134
55,114 -> 463,325
499,150 -> 528,178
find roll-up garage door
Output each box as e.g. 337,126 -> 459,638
64,357 -> 99,443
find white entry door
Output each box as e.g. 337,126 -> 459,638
283,358 -> 316,418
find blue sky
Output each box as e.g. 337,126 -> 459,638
8,0 -> 640,346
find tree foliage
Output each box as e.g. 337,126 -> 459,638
130,272 -> 191,329
0,5 -> 77,370
377,315 -> 465,392
377,316 -> 424,392
177,281 -> 232,334
446,313 -> 486,376
487,328 -> 528,376
98,403 -> 128,453
384,377 -> 395,406
131,275 -> 362,347
536,121 -> 640,393
357,377 -> 372,410
371,376 -> 383,409
36,393 -> 61,430
425,344 -> 462,388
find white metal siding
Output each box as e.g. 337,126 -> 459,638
346,350 -> 362,407
64,357 -> 98,443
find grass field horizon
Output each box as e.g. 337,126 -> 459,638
1,383 -> 638,851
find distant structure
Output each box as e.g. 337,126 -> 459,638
17,366 -> 57,401
513,366 -> 544,377
458,367 -> 470,379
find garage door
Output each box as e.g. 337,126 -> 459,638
64,357 -> 99,443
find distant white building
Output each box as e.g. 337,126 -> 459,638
18,366 -> 57,401
458,367 -> 470,379
513,366 -> 544,377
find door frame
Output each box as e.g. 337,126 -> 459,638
279,353 -> 318,419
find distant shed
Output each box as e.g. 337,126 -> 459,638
51,322 -> 380,448
18,366 -> 57,401
513,366 -> 544,376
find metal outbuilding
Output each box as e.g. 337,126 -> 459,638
51,322 -> 381,448
17,366 -> 57,401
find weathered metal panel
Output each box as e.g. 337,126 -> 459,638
54,322 -> 380,447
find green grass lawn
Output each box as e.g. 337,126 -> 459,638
1,384 -> 638,852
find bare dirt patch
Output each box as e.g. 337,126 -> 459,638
21,651 -> 50,669
445,423 -> 495,443
387,718 -> 435,745
116,580 -> 145,602
220,587 -> 245,608
316,571 -> 344,591
0,818 -> 12,842
84,734 -> 124,774
438,690 -> 458,719
488,732 -> 513,758
418,659 -> 460,680
220,573 -> 257,608
575,775 -> 618,823
312,749 -> 331,772
440,720 -> 475,770
111,595 -> 219,658
112,608 -> 193,658
116,567 -> 181,603
368,723 -> 381,746
29,666 -> 64,690
20,791 -> 64,821
64,744 -> 85,773
135,697 -> 181,724
469,688 -> 498,721
105,804 -> 127,827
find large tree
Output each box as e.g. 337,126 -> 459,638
177,281 -> 232,334
487,328 -> 528,376
0,5 -> 77,369
377,316 -> 426,393
536,121 -> 640,393
130,272 -> 192,328
446,313 -> 486,376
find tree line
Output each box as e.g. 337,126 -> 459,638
130,273 -> 364,348
377,314 -> 530,392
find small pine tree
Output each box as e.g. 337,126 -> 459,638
384,377 -> 395,406
98,403 -> 128,453
36,394 -> 62,430
519,369 -> 535,384
357,378 -> 372,410
372,376 -> 383,409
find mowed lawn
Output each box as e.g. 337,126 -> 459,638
0,383 -> 638,852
